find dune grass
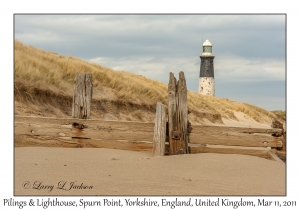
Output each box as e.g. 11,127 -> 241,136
14,40 -> 279,123
15,40 -> 167,104
271,110 -> 286,121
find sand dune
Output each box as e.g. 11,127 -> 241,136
14,147 -> 285,196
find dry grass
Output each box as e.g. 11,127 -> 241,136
15,40 -> 167,105
14,40 -> 280,123
271,110 -> 286,122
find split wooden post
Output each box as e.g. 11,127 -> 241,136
177,71 -> 189,154
168,71 -> 189,155
168,72 -> 178,155
153,102 -> 167,156
72,73 -> 93,119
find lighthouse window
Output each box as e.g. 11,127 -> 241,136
203,46 -> 212,53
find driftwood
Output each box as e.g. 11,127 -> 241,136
72,73 -> 93,119
153,102 -> 167,156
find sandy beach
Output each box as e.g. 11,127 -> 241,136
14,147 -> 285,196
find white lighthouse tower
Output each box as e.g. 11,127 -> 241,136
198,40 -> 215,96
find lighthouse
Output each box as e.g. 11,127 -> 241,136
198,40 -> 215,96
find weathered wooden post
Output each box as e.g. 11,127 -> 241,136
168,72 -> 178,155
72,73 -> 93,119
177,71 -> 189,154
153,102 -> 167,156
282,121 -> 286,151
168,71 -> 189,155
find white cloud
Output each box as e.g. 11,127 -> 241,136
88,56 -> 199,83
15,15 -> 285,47
215,55 -> 285,82
15,31 -> 68,44
89,54 -> 285,84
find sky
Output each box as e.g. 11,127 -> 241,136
14,14 -> 286,111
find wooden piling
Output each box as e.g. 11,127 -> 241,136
168,72 -> 178,155
177,71 -> 189,154
282,121 -> 286,151
153,102 -> 167,156
168,71 -> 189,155
72,73 -> 93,119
